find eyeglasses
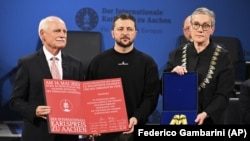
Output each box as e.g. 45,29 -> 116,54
191,22 -> 212,31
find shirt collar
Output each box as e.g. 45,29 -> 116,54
43,46 -> 62,61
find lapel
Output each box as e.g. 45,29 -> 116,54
36,49 -> 52,78
61,52 -> 70,79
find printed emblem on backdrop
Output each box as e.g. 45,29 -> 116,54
75,7 -> 98,31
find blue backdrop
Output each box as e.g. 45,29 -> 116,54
1,0 -> 249,123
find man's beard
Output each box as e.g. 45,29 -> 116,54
116,40 -> 133,48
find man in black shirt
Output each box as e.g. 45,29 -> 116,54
86,13 -> 160,141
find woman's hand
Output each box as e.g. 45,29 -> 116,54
171,66 -> 187,75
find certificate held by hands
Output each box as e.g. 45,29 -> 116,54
43,78 -> 128,134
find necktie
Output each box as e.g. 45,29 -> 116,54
50,57 -> 61,79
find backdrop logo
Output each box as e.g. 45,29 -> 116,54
75,8 -> 98,31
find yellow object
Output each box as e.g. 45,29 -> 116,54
169,114 -> 188,125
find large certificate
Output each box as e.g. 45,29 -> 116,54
43,78 -> 128,134
161,72 -> 198,125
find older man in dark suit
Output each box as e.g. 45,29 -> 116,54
9,16 -> 85,141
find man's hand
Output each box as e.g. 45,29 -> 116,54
123,117 -> 138,134
36,106 -> 51,119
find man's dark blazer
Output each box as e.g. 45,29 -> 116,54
9,48 -> 85,141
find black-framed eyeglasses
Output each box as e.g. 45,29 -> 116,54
191,22 -> 212,31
